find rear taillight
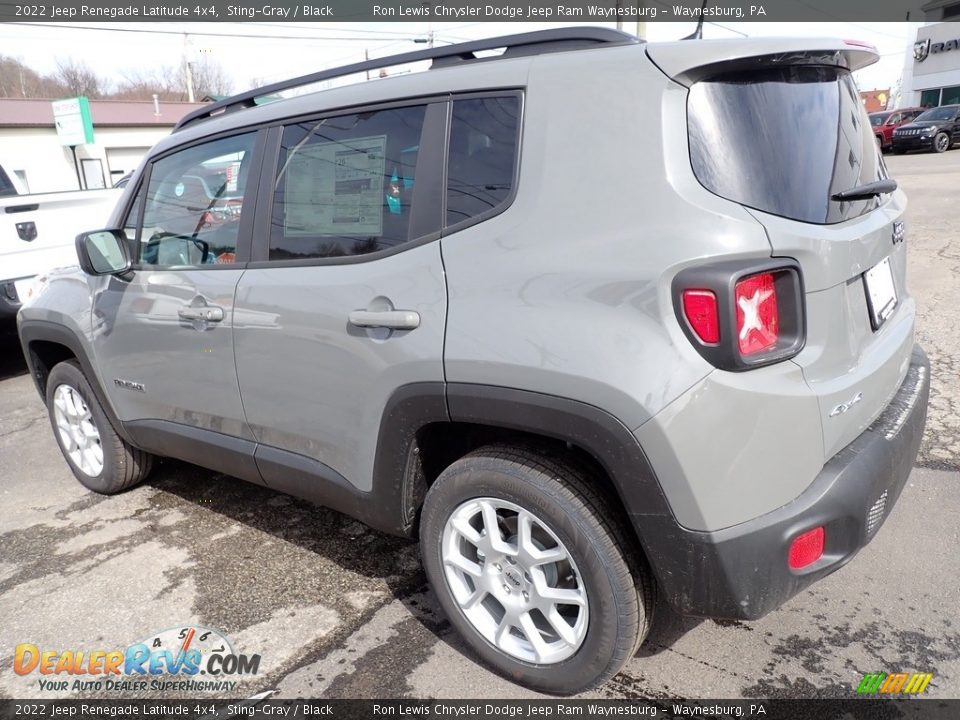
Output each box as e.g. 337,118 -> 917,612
735,272 -> 779,356
681,290 -> 719,344
672,260 -> 805,371
788,526 -> 825,570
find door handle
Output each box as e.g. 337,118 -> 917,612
348,309 -> 420,330
178,305 -> 224,322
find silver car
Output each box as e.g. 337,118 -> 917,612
18,28 -> 929,693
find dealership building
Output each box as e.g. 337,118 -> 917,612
0,98 -> 206,194
901,20 -> 960,108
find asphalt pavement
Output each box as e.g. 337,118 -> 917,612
0,150 -> 957,701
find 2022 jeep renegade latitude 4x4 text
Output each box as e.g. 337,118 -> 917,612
18,29 -> 929,693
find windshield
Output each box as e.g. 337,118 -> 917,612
915,106 -> 958,122
688,66 -> 884,225
0,167 -> 16,197
870,113 -> 891,127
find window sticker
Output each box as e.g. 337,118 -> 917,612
284,134 -> 387,237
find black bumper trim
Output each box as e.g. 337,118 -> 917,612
643,345 -> 930,619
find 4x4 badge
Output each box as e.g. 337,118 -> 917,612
892,221 -> 905,245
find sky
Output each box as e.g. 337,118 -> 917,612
0,21 -> 918,98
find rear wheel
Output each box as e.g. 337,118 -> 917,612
933,132 -> 950,153
419,445 -> 654,694
45,360 -> 154,494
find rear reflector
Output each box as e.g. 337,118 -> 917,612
735,272 -> 779,356
788,526 -> 825,570
682,289 -> 720,344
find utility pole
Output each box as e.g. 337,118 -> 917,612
183,34 -> 195,102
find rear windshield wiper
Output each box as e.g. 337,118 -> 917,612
831,178 -> 898,202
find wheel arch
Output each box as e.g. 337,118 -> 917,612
18,320 -> 135,445
374,382 -> 676,559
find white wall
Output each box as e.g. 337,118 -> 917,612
901,22 -> 960,107
0,125 -> 171,194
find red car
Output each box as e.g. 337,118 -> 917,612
870,107 -> 926,151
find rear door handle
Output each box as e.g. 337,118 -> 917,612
178,305 -> 224,322
348,309 -> 420,330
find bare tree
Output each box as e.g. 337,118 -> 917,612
185,57 -> 233,99
53,58 -> 103,98
0,55 -> 63,98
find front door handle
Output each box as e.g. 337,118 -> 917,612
348,309 -> 420,330
178,305 -> 224,323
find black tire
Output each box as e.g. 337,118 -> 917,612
419,444 -> 654,695
933,132 -> 950,153
45,359 -> 154,494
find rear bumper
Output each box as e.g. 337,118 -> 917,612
645,345 -> 929,619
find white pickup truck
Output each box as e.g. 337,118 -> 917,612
1,164 -> 121,318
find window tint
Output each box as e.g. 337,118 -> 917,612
0,167 -> 16,197
446,96 -> 520,227
688,66 -> 884,225
270,105 -> 426,261
138,133 -> 255,267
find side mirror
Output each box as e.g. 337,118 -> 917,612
75,229 -> 132,276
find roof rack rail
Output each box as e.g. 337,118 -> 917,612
174,27 -> 638,133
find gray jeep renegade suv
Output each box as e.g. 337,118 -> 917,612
18,28 -> 930,693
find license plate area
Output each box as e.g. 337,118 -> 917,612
864,257 -> 898,331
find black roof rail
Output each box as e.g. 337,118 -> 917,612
174,27 -> 638,133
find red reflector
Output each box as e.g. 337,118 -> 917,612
788,527 -> 825,570
735,272 -> 779,356
682,289 -> 720,344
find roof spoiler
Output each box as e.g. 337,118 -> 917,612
646,37 -> 879,86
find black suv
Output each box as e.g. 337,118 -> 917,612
892,104 -> 960,153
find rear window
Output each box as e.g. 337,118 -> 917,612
688,66 -> 885,225
0,166 -> 16,197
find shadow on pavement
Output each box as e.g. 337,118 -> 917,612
0,320 -> 28,381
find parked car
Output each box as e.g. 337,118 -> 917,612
0,162 -> 122,318
17,29 -> 929,693
870,107 -> 925,151
892,104 -> 960,153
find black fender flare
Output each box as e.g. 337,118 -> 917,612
18,319 -> 136,446
373,381 -> 677,548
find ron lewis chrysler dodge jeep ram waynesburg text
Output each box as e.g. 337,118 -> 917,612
18,29 -> 930,694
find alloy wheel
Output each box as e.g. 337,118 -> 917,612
52,384 -> 103,477
440,497 -> 589,664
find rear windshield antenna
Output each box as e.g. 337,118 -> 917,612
682,0 -> 709,40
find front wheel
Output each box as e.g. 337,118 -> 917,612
419,445 -> 654,694
933,132 -> 950,153
45,360 -> 154,494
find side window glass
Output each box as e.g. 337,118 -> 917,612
123,183 -> 145,243
270,105 -> 427,261
139,133 -> 255,268
446,96 -> 520,227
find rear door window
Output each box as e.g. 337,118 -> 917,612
270,105 -> 427,261
688,66 -> 885,225
446,96 -> 520,228
0,166 -> 16,197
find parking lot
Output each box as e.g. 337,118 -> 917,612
0,150 -> 958,701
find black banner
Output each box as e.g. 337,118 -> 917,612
0,0 -> 937,23
1,699 -> 959,720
